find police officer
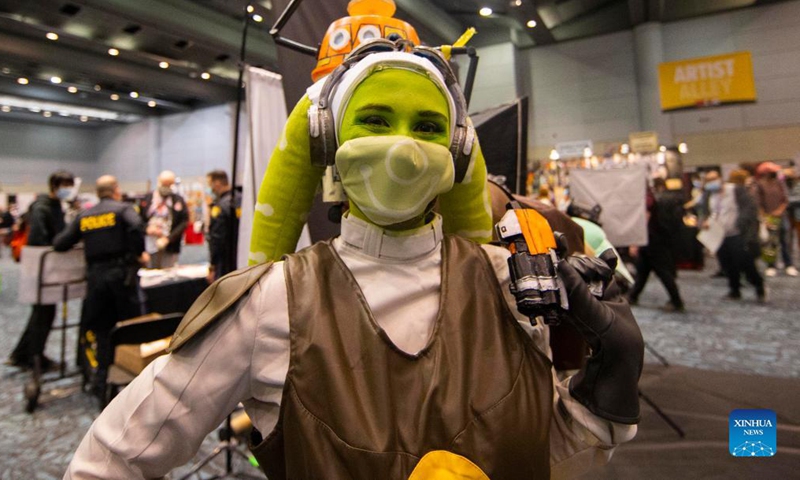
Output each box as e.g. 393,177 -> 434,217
54,175 -> 148,396
206,170 -> 241,281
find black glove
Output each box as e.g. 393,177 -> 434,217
558,251 -> 644,425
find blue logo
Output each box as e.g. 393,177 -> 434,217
729,409 -> 776,457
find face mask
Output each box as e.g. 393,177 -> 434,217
335,136 -> 455,226
704,180 -> 721,192
158,186 -> 172,197
56,187 -> 73,201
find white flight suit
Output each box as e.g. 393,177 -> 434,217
65,214 -> 636,479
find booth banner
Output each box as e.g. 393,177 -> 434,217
18,246 -> 86,305
569,167 -> 648,247
658,51 -> 756,111
238,66 -> 312,268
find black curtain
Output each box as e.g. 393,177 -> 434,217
470,97 -> 529,195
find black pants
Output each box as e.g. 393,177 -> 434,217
10,304 -> 57,365
628,245 -> 684,308
717,235 -> 764,296
82,264 -> 143,386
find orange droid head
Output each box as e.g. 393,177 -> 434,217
311,0 -> 421,82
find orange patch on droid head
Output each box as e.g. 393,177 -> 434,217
311,0 -> 421,82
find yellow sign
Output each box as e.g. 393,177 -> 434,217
629,131 -> 659,154
80,212 -> 116,232
658,51 -> 756,111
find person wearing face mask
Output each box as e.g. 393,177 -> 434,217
6,170 -> 74,370
138,170 -> 189,269
65,49 -> 642,480
54,175 -> 148,398
205,169 -> 241,282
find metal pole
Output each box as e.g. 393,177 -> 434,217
229,6 -> 251,272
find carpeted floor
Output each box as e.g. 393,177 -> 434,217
1,244 -> 798,479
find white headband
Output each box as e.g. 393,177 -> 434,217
307,51 -> 457,146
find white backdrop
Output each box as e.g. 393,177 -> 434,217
569,166 -> 648,247
237,66 -> 311,268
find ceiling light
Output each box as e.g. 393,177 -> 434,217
110,94 -> 120,101
515,0 -> 522,6
479,7 -> 492,17
50,76 -> 62,84
2,67 -> 11,74
159,61 -> 169,69
621,143 -> 630,154
0,94 -> 140,122
108,48 -> 119,56
59,111 -> 70,116
46,32 -> 59,41
17,77 -> 29,85
80,115 -> 88,122
129,91 -> 139,98
94,84 -> 102,91
247,5 -> 254,13
252,14 -> 263,22
678,142 -> 688,154
67,86 -> 78,93
43,111 -> 52,118
549,149 -> 560,161
659,145 -> 667,152
527,20 -> 537,28
200,72 -> 211,80
1,105 -> 10,112
147,100 -> 157,107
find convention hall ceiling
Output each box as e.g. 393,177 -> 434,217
0,0 -> 791,127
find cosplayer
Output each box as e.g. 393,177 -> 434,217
248,0 -> 493,263
65,39 -> 643,479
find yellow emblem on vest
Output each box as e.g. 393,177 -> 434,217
211,206 -> 221,218
80,212 -> 116,232
408,451 -> 490,480
235,207 -> 241,219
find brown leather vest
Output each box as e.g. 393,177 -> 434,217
251,235 -> 553,479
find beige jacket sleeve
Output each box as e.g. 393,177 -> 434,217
64,281 -> 265,480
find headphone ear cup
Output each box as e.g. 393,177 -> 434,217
451,125 -> 471,183
309,106 -> 337,167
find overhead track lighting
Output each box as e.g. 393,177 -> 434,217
108,48 -> 120,56
110,94 -> 120,101
46,32 -> 59,41
479,7 -> 493,17
17,77 -> 29,85
1,105 -> 10,112
252,14 -> 263,22
159,61 -> 169,69
147,100 -> 157,107
200,72 -> 211,80
50,76 -> 62,84
43,111 -> 52,117
67,86 -> 78,93
0,94 -> 140,122
527,20 -> 537,28
129,91 -> 139,98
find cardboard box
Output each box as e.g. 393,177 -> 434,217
114,337 -> 171,375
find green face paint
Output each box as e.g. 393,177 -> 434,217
338,69 -> 451,148
337,69 -> 453,227
336,135 -> 454,226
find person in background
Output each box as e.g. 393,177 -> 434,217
627,178 -> 686,312
536,184 -> 553,206
6,170 -> 75,370
139,170 -> 188,269
206,170 -> 241,282
713,170 -> 766,302
54,175 -> 148,397
755,162 -> 796,277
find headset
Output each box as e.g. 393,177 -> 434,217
307,38 -> 476,183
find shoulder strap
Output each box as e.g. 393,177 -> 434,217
167,261 -> 274,352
